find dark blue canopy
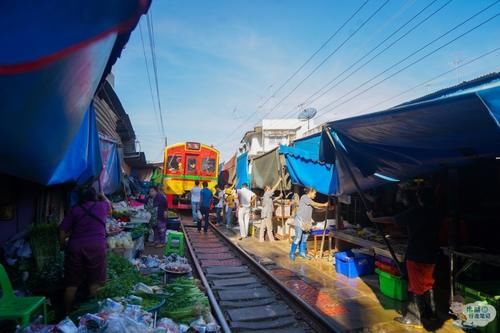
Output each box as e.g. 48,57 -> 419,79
279,145 -> 337,195
235,152 -> 251,189
321,76 -> 500,195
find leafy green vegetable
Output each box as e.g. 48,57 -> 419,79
29,223 -> 59,269
96,254 -> 153,299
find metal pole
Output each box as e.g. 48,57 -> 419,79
276,153 -> 286,239
324,127 -> 404,276
318,197 -> 330,259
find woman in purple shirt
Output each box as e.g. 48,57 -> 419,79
59,187 -> 111,313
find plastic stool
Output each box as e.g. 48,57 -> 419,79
164,231 -> 185,256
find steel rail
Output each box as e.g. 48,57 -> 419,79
181,222 -> 232,333
206,221 -> 339,333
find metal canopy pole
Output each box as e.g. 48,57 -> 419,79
324,127 -> 404,276
276,152 -> 286,239
317,196 -> 330,259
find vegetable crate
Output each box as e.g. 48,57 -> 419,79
334,251 -> 374,278
375,268 -> 408,301
456,281 -> 500,333
164,231 -> 184,257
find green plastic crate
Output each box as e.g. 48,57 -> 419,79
456,281 -> 500,333
375,268 -> 408,301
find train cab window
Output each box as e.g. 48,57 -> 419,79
187,157 -> 197,174
167,155 -> 183,172
202,157 -> 216,174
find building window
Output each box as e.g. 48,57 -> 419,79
268,136 -> 284,146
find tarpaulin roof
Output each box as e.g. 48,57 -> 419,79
321,75 -> 500,195
279,145 -> 337,195
219,154 -> 236,186
235,152 -> 251,189
99,138 -> 122,194
292,133 -> 321,161
46,106 -> 102,185
251,148 -> 291,191
0,1 -> 149,185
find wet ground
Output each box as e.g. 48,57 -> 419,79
211,223 -> 465,333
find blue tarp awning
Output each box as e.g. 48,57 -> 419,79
99,138 -> 122,194
235,152 -> 251,189
279,145 -> 338,195
292,133 -> 321,161
0,1 -> 149,185
321,76 -> 500,195
45,105 -> 102,185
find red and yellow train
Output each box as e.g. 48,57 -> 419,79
163,142 -> 219,209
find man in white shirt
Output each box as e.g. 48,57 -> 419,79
237,183 -> 256,240
190,180 -> 201,223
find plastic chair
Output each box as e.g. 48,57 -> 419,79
164,231 -> 185,256
0,264 -> 47,326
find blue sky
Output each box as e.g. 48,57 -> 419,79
113,0 -> 500,162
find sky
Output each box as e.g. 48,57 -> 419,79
113,0 -> 500,163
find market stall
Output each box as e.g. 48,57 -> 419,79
319,73 -> 500,330
18,252 -> 218,333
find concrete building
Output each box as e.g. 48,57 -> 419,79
239,118 -> 314,157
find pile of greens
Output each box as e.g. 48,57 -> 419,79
129,224 -> 148,240
97,254 -> 153,299
167,210 -> 178,219
29,223 -> 59,269
160,277 -> 209,323
28,255 -> 64,294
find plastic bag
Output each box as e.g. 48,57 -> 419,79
56,318 -> 78,333
197,210 -> 202,220
100,298 -> 124,314
148,228 -> 155,243
78,313 -> 107,332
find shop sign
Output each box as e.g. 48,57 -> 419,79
462,301 -> 496,327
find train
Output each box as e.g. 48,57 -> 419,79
163,142 -> 219,209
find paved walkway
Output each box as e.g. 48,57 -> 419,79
213,224 -> 464,333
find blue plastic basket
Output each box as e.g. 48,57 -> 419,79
335,251 -> 374,278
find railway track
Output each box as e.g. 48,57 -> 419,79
181,219 -> 338,333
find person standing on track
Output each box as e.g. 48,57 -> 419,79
224,184 -> 236,228
214,185 -> 224,226
237,183 -> 256,240
199,181 -> 213,233
191,180 -> 201,223
259,177 -> 282,242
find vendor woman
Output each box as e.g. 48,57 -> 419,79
289,187 -> 328,260
59,187 -> 111,313
367,187 -> 440,327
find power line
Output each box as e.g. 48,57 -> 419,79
256,0 -> 370,110
139,21 -> 162,136
274,0 -> 450,123
217,0 -> 371,146
261,0 -> 390,119
351,46 -> 500,116
318,0 -> 500,115
319,10 -> 500,119
302,0 -> 446,108
145,10 -> 166,140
